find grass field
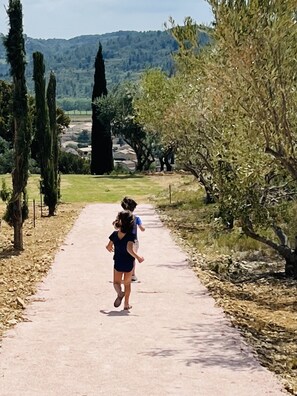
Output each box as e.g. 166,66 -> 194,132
0,173 -> 180,204
66,113 -> 92,123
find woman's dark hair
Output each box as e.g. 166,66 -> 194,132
115,210 -> 134,233
121,197 -> 137,212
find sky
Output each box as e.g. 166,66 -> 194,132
0,0 -> 214,40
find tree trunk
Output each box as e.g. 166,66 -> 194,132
164,157 -> 172,171
48,205 -> 55,217
185,164 -> 216,204
129,141 -> 154,172
205,190 -> 216,204
13,198 -> 23,250
242,222 -> 297,278
285,253 -> 297,278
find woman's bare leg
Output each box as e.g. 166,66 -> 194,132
123,271 -> 133,309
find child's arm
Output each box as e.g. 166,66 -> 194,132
136,216 -> 145,232
106,240 -> 114,252
127,241 -> 144,263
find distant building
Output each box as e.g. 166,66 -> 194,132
64,147 -> 80,156
112,144 -> 137,171
61,140 -> 79,148
77,146 -> 92,159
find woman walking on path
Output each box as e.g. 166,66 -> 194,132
106,210 -> 144,310
121,197 -> 145,282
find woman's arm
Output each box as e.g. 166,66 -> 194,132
127,241 -> 144,263
106,240 -> 114,252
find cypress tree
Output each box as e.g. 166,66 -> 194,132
47,71 -> 59,211
3,0 -> 31,250
33,51 -> 56,216
91,43 -> 113,174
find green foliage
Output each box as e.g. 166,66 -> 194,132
111,162 -> 133,175
3,0 -> 31,248
33,51 -> 57,215
95,82 -> 156,171
0,148 -> 13,173
33,51 -> 50,166
0,80 -> 13,142
0,178 -> 11,202
92,43 -> 107,100
56,107 -> 71,133
47,71 -> 59,214
59,151 -> 90,174
134,4 -> 297,271
0,30 -> 198,109
91,43 -> 113,175
77,130 -> 91,144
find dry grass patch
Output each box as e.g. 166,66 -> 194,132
0,202 -> 83,338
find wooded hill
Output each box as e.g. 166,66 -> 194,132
0,30 -> 209,111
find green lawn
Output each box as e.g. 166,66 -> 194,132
59,174 -> 164,203
0,173 -> 173,204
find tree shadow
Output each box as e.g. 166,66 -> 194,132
156,260 -> 190,271
140,320 -> 261,372
0,246 -> 21,259
92,174 -> 144,180
136,207 -> 165,228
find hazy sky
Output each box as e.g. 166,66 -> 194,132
0,0 -> 213,39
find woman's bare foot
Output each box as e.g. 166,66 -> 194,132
124,305 -> 132,310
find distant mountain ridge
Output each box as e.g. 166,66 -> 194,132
0,29 -> 209,110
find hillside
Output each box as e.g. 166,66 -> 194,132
0,30 -> 209,111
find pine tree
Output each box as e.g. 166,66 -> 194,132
33,51 -> 56,216
91,43 -> 113,174
3,0 -> 31,250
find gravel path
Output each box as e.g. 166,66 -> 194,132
0,204 -> 287,395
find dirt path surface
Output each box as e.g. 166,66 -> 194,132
0,204 -> 287,395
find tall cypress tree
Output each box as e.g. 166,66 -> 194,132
3,0 -> 31,250
47,71 -> 59,212
33,51 -> 56,216
91,43 -> 113,174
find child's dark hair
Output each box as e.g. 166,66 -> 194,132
114,210 -> 135,233
121,197 -> 137,212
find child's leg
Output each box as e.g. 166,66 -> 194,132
123,270 -> 133,309
113,269 -> 125,307
113,269 -> 123,294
